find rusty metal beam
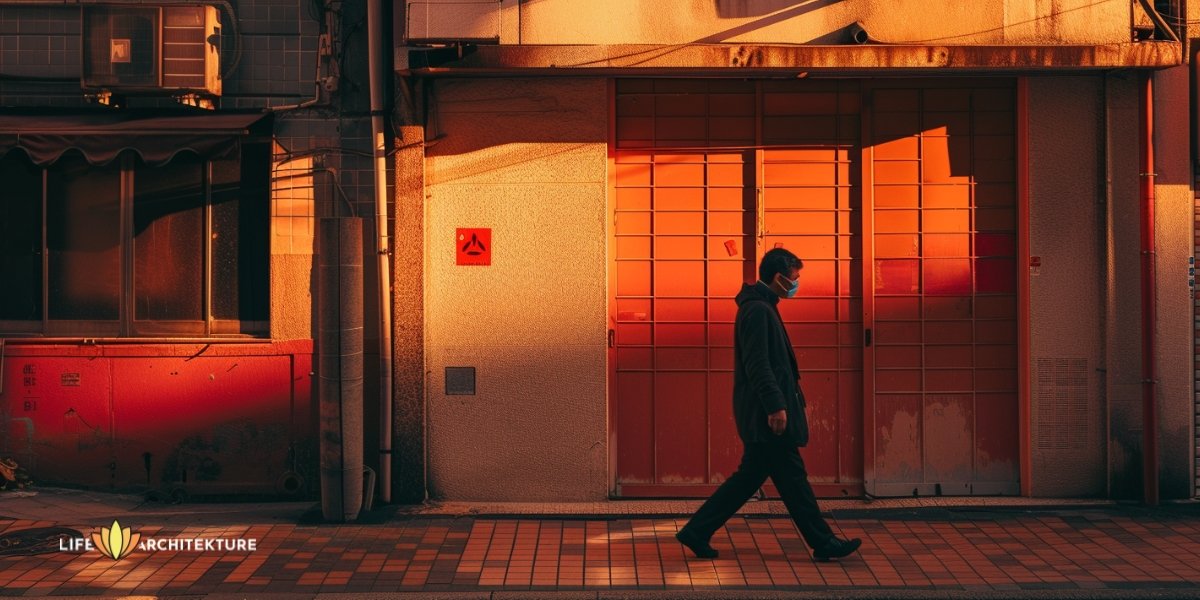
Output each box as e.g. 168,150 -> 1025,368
397,42 -> 1182,75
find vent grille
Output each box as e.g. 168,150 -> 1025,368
1036,358 -> 1089,450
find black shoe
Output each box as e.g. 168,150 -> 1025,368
812,536 -> 861,562
675,528 -> 719,559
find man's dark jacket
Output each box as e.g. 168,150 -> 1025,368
732,281 -> 809,447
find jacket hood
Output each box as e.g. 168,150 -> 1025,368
736,281 -> 780,307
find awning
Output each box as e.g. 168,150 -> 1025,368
398,41 -> 1183,75
0,110 -> 272,167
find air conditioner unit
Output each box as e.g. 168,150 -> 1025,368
405,1 -> 502,43
82,5 -> 222,97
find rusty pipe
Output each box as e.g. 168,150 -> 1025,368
1138,72 -> 1159,506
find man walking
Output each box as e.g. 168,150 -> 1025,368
675,248 -> 862,562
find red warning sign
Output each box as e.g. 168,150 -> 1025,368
456,228 -> 491,266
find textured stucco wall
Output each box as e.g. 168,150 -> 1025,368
498,0 -> 1129,45
1151,65 -> 1194,499
271,255 -> 315,341
1027,76 -> 1107,497
1105,68 -> 1194,501
424,78 -> 609,501
1106,73 -> 1144,499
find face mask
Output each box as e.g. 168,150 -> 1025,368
784,276 -> 799,298
774,273 -> 799,298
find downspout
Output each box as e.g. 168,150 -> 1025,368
367,0 -> 394,504
1139,72 -> 1159,506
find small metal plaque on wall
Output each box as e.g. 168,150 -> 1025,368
445,367 -> 476,395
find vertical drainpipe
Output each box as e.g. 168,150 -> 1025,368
367,0 -> 394,503
1139,72 -> 1159,506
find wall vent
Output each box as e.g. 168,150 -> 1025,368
1036,358 -> 1089,450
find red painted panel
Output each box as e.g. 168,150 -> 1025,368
656,118 -> 708,141
615,212 -> 650,235
709,94 -> 755,115
616,188 -> 651,210
876,234 -> 920,258
653,261 -> 705,297
924,185 -> 971,208
875,296 -> 920,319
707,372 -> 739,483
0,356 -> 113,487
874,137 -> 919,160
875,185 -> 920,208
0,342 -> 313,495
616,372 -> 654,483
874,210 -> 920,233
977,233 -> 1017,257
615,261 -> 651,297
656,95 -> 706,116
876,321 -> 922,344
655,323 -> 705,346
874,395 -> 922,483
875,259 -> 920,294
707,262 -> 745,296
112,355 -> 292,491
655,212 -> 705,235
654,298 -> 705,322
616,348 -> 653,371
975,296 -> 1017,318
923,259 -> 972,295
925,321 -> 974,344
922,113 -> 971,138
654,372 -> 707,483
654,187 -> 704,210
922,395 -> 974,484
876,346 -> 922,369
923,297 -> 971,319
655,348 -> 706,371
975,393 -> 1020,482
976,258 -> 1016,293
867,82 -> 1018,496
616,237 -> 651,259
655,236 -> 704,260
802,371 -> 839,481
764,187 -> 837,210
707,188 -> 745,210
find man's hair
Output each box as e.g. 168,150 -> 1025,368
759,248 -> 803,282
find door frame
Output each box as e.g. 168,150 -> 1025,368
606,76 -> 1033,498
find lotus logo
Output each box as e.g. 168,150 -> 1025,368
91,520 -> 140,561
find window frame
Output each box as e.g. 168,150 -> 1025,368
0,149 -> 268,339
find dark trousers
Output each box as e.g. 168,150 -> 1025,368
682,443 -> 834,550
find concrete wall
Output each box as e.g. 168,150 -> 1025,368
1151,65 -> 1194,499
413,0 -> 1133,45
1105,72 -> 1144,499
1102,68 -> 1194,501
1027,71 -> 1192,500
1027,75 -> 1107,497
424,77 -> 609,501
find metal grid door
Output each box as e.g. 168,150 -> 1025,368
759,80 -> 864,491
611,79 -> 757,495
864,81 -> 1020,496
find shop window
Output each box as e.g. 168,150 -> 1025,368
0,144 -> 269,337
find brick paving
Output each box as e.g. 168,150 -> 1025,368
2,507 -> 1200,596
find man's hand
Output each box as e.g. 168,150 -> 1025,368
768,409 -> 787,435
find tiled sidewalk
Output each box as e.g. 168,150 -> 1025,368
2,508 -> 1200,596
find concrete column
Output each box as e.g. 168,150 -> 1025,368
392,75 -> 427,504
318,217 -> 365,522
